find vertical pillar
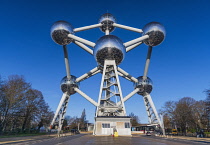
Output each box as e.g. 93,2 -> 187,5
95,60 -> 126,117
94,60 -> 129,135
63,45 -> 71,79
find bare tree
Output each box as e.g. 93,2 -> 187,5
67,116 -> 80,130
0,75 -> 54,134
21,89 -> 53,132
204,89 -> 210,131
160,101 -> 176,129
174,97 -> 196,135
193,100 -> 206,129
129,112 -> 140,127
0,76 -> 6,133
0,75 -> 30,132
161,97 -> 207,134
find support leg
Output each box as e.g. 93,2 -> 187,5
143,93 -> 165,135
50,93 -> 70,136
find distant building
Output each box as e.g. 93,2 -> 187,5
87,123 -> 94,132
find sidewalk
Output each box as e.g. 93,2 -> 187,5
0,132 -> 72,144
158,134 -> 210,142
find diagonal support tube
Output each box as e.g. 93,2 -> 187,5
74,41 -> 93,55
117,67 -> 138,83
113,23 -> 143,33
124,35 -> 149,47
117,88 -> 140,105
68,34 -> 95,48
126,42 -> 143,52
123,88 -> 140,102
118,72 -> 132,82
74,87 -> 98,106
74,23 -> 102,32
76,67 -> 100,83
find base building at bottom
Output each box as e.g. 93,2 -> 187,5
94,116 -> 131,136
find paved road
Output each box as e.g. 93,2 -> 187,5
1,134 -> 210,145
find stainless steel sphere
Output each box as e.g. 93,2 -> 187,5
60,75 -> 79,95
94,35 -> 125,66
98,13 -> 117,33
134,76 -> 153,95
51,21 -> 74,45
142,22 -> 166,46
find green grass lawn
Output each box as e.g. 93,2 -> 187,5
0,132 -> 48,138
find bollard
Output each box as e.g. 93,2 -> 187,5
114,132 -> 119,137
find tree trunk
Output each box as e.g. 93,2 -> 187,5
22,110 -> 30,132
1,108 -> 9,133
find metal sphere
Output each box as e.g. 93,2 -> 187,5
142,22 -> 166,46
98,13 -> 117,33
134,76 -> 153,95
60,75 -> 79,95
51,21 -> 74,45
94,35 -> 125,66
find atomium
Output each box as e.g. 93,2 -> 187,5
98,13 -> 117,33
60,75 -> 79,95
50,13 -> 166,136
142,22 -> 166,46
94,35 -> 125,66
51,21 -> 74,45
134,76 -> 153,95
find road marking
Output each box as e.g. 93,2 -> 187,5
0,138 -> 33,144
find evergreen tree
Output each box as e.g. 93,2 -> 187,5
80,109 -> 88,131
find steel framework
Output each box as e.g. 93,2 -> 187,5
50,13 -> 166,136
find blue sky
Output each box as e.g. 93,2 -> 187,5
0,0 -> 210,123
